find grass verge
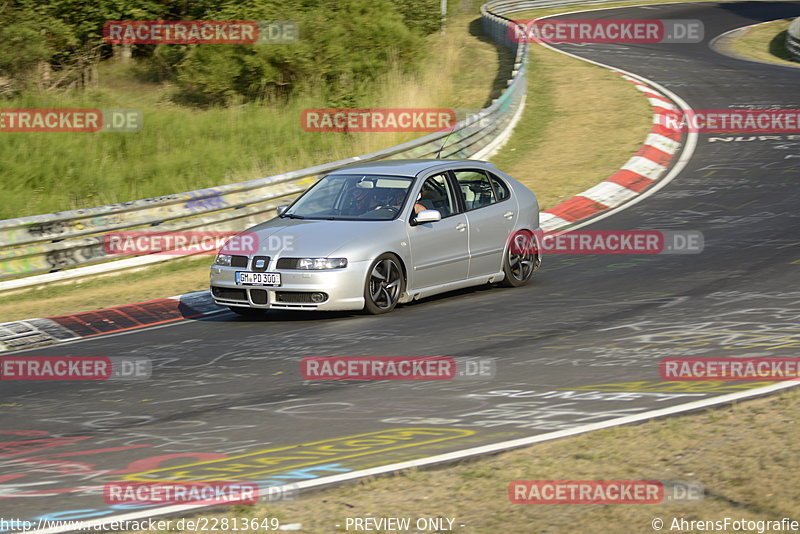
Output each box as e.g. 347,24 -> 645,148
714,19 -> 800,68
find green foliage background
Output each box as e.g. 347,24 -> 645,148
0,0 -> 440,103
0,0 -> 445,218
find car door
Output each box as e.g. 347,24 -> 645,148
406,173 -> 469,289
452,169 -> 517,277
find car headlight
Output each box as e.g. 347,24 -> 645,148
297,258 -> 348,270
215,254 -> 233,267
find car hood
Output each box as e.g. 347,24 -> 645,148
235,217 -> 401,260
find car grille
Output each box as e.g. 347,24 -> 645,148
276,258 -> 298,269
275,292 -> 327,304
250,289 -> 268,304
230,255 -> 248,268
212,287 -> 247,301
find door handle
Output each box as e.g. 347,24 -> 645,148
503,211 -> 514,219
455,222 -> 467,231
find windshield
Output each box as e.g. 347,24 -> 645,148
283,174 -> 414,220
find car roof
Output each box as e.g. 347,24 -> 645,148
328,158 -> 494,177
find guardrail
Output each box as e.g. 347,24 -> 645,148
787,17 -> 800,61
0,5 -> 531,292
481,0 -> 621,15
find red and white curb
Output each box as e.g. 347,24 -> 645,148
539,73 -> 684,232
0,291 -> 222,352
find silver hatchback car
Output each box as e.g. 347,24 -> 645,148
210,159 -> 541,315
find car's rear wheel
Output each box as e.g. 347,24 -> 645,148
500,233 -> 538,288
228,306 -> 266,316
364,253 -> 405,315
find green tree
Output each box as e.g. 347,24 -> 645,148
172,0 -> 423,105
0,4 -> 75,92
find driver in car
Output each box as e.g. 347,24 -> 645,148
367,188 -> 405,214
414,187 -> 440,214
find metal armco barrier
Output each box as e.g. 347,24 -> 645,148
788,17 -> 800,61
0,3 -> 537,291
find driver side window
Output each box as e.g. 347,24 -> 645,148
415,174 -> 457,217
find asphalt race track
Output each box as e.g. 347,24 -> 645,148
3,2 -> 800,530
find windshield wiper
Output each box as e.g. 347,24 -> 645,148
280,213 -> 305,219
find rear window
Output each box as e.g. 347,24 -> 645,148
489,173 -> 510,201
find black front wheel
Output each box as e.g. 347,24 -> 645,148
364,253 -> 405,315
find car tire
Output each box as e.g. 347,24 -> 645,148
500,232 -> 539,288
364,253 -> 405,315
228,306 -> 266,317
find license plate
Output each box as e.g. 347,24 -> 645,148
235,272 -> 281,286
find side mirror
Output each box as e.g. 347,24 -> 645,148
276,205 -> 289,216
413,209 -> 442,225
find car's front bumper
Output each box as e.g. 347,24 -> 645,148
209,260 -> 370,311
